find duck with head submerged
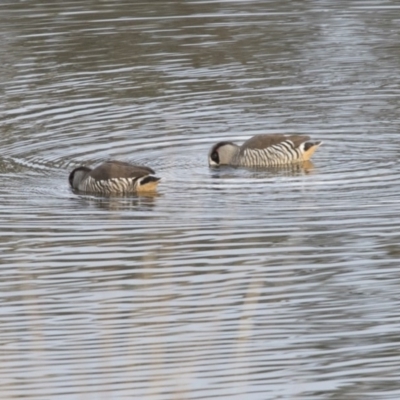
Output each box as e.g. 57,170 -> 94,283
208,134 -> 322,167
69,160 -> 160,195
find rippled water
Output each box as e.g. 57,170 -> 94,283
2,1 -> 400,399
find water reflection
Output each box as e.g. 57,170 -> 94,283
73,192 -> 161,211
210,160 -> 317,177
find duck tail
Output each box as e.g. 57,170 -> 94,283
136,176 -> 161,192
302,141 -> 322,161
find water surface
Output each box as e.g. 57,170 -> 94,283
1,1 -> 400,399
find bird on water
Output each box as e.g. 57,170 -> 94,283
69,160 -> 160,195
208,134 -> 321,167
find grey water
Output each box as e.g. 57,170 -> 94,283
1,1 -> 400,399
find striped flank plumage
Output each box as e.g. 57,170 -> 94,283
69,161 -> 160,195
208,134 -> 322,167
